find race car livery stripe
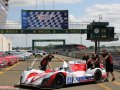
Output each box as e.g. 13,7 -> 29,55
69,64 -> 87,72
46,73 -> 57,86
66,76 -> 94,84
31,73 -> 46,83
42,72 -> 58,86
26,72 -> 38,80
61,72 -> 67,76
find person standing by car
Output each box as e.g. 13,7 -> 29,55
82,53 -> 89,62
91,53 -> 100,68
40,53 -> 54,71
102,48 -> 115,82
40,53 -> 66,71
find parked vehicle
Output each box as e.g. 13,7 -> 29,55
15,51 -> 32,61
0,58 -> 6,68
35,50 -> 46,57
27,50 -> 35,55
0,53 -> 8,67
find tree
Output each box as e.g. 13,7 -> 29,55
89,46 -> 94,49
101,45 -> 106,48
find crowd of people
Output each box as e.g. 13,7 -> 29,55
82,48 -> 115,81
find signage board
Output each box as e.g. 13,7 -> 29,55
21,10 -> 68,29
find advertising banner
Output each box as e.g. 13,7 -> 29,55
21,10 -> 68,29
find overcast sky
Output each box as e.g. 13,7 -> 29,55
4,0 -> 120,47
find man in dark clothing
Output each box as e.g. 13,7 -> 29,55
40,53 -> 54,71
40,53 -> 65,71
91,53 -> 100,68
82,53 -> 90,62
82,53 -> 91,69
102,48 -> 115,82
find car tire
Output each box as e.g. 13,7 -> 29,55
94,69 -> 102,82
53,73 -> 65,89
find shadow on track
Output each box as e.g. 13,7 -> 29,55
14,82 -> 99,90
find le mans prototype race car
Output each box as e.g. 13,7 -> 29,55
19,60 -> 106,89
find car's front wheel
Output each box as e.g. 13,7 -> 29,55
94,69 -> 102,82
53,73 -> 65,89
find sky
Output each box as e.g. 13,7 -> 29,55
4,0 -> 120,47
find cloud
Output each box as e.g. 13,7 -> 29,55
78,4 -> 120,33
69,14 -> 80,22
69,14 -> 88,29
9,0 -> 83,6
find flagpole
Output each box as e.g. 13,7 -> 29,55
99,14 -> 102,22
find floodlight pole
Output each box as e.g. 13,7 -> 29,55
81,34 -> 82,45
26,34 -> 27,50
2,37 -> 3,51
32,40 -> 34,51
98,14 -> 102,54
36,0 -> 37,9
95,40 -> 97,54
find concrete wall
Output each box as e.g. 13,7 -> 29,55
0,0 -> 8,29
0,34 -> 12,51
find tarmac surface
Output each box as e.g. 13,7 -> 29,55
0,55 -> 120,90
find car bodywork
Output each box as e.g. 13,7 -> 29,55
35,50 -> 46,57
0,59 -> 6,68
19,60 -> 106,89
0,53 -> 8,67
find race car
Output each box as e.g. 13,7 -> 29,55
19,60 -> 106,89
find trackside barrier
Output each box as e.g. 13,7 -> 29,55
113,57 -> 120,69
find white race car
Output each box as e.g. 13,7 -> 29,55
19,60 -> 106,89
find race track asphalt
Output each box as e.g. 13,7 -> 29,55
0,55 -> 120,90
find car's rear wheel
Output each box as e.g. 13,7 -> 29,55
53,73 -> 65,89
94,69 -> 102,82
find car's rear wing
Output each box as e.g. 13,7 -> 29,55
69,60 -> 86,64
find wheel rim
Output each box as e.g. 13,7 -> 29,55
55,75 -> 64,86
94,70 -> 101,81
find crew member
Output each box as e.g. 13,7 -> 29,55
91,53 -> 100,68
102,48 -> 115,81
82,53 -> 89,62
40,53 -> 66,71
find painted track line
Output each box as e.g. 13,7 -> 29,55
98,83 -> 112,90
112,81 -> 120,86
0,86 -> 19,89
0,62 -> 21,75
0,72 -> 4,75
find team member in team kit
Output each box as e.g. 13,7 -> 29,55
40,53 -> 54,71
91,53 -> 100,68
40,53 -> 67,71
82,53 -> 90,62
102,48 -> 115,82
